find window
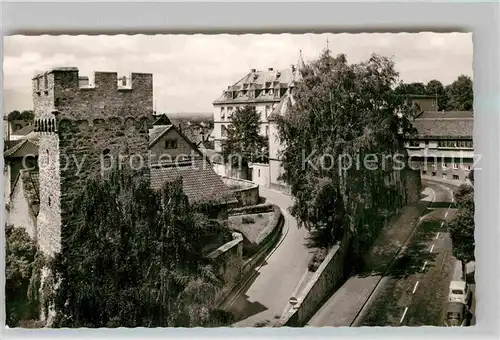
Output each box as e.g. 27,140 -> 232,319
422,170 -> 427,175
221,126 -> 228,138
464,165 -> 471,171
453,163 -> 459,170
409,140 -> 420,147
453,175 -> 460,180
425,141 -> 429,147
442,162 -> 447,169
258,169 -> 261,177
265,105 -> 271,118
36,77 -> 41,90
432,172 -> 436,177
265,125 -> 269,137
220,107 -> 225,119
48,197 -> 51,207
228,107 -> 233,119
165,139 -> 178,149
102,148 -> 112,167
442,174 -> 448,180
44,74 -> 48,89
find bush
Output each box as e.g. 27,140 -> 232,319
308,248 -> 329,272
242,216 -> 255,224
5,225 -> 41,327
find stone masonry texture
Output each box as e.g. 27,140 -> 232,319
33,68 -> 153,257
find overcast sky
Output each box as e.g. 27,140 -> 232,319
3,33 -> 472,114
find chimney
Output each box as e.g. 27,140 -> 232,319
251,68 -> 256,73
268,67 -> 274,71
79,76 -> 89,87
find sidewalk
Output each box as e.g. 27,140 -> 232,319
307,194 -> 431,327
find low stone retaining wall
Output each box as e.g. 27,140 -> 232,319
217,208 -> 284,309
222,176 -> 260,207
229,203 -> 274,216
208,232 -> 244,302
276,231 -> 351,327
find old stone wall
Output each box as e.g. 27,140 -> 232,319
221,176 -> 259,206
208,232 -> 244,302
33,68 -> 154,257
277,230 -> 350,327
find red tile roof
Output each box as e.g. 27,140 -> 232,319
150,158 -> 237,205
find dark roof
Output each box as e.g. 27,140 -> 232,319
4,137 -> 39,158
11,124 -> 34,136
153,114 -> 172,126
149,125 -> 173,145
268,93 -> 295,121
416,111 -> 473,119
213,67 -> 301,104
4,139 -> 22,151
412,116 -> 474,139
150,158 -> 238,205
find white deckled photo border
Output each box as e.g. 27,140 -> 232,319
1,1 -> 498,340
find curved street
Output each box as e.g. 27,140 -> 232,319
225,187 -> 313,327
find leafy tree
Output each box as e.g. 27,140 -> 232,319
394,82 -> 427,96
8,110 -> 34,122
51,168 -> 230,327
447,183 -> 475,267
468,169 -> 474,184
445,75 -> 473,111
5,225 -> 40,326
276,49 -> 418,260
222,105 -> 268,178
425,79 -> 449,111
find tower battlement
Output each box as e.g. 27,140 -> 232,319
33,67 -> 153,131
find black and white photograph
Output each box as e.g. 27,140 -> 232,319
3,32 -> 475,328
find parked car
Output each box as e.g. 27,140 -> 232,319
448,280 -> 472,306
443,302 -> 470,327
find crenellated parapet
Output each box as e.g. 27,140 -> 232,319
32,67 -> 154,122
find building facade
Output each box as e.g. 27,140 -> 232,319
405,110 -> 474,186
33,67 -> 153,256
211,66 -> 300,190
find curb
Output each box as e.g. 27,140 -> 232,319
217,211 -> 288,310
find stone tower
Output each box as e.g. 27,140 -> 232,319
33,67 -> 153,257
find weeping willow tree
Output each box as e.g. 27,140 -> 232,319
276,49 -> 418,267
50,168 -> 230,327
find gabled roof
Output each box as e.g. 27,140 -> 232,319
4,136 -> 40,159
153,114 -> 172,126
11,124 -> 34,136
148,124 -> 205,158
267,93 -> 295,121
149,124 -> 173,145
150,158 -> 238,205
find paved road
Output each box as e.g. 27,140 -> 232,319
225,187 -> 313,327
307,181 -> 453,327
353,180 -> 466,327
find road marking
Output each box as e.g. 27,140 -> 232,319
430,244 -> 435,253
436,232 -> 440,240
422,261 -> 427,271
400,306 -> 409,324
412,281 -> 419,294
